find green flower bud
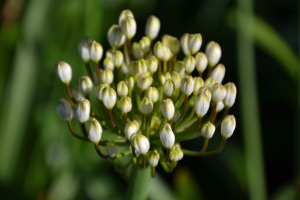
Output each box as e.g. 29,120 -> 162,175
201,122 -> 215,139
107,24 -> 126,48
147,56 -> 158,73
56,98 -> 73,121
223,82 -> 237,108
195,92 -> 210,118
164,79 -> 175,97
188,33 -> 202,55
120,16 -> 136,40
204,77 -> 216,91
211,63 -> 225,83
193,77 -> 204,95
160,123 -> 175,148
55,61 -> 72,84
125,75 -> 134,89
221,115 -> 236,138
140,97 -> 153,115
180,75 -> 194,96
103,57 -> 115,71
145,15 -> 160,41
89,118 -> 102,144
72,85 -> 84,101
162,34 -> 180,55
174,61 -> 186,78
78,36 -> 92,63
211,83 -> 227,103
206,41 -> 221,67
95,84 -> 109,101
146,87 -> 159,103
132,42 -> 144,60
154,41 -> 167,60
180,33 -> 190,56
124,120 -> 139,140
169,145 -> 183,162
198,86 -> 212,102
119,96 -> 132,113
171,108 -> 181,123
139,36 -> 151,54
113,50 -> 124,68
147,150 -> 160,167
130,133 -> 150,154
76,99 -> 90,123
102,87 -> 117,109
79,76 -> 92,96
137,73 -> 153,91
195,52 -> 208,73
165,72 -> 171,81
119,9 -> 134,25
101,69 -> 114,84
117,81 -> 128,97
106,141 -> 118,158
184,55 -> 196,74
160,74 -> 166,85
89,40 -> 103,63
216,101 -> 225,113
161,98 -> 175,121
171,71 -> 181,89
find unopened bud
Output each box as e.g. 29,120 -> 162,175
195,52 -> 208,73
89,118 -> 102,144
117,81 -> 128,97
164,79 -> 175,97
119,9 -> 134,25
79,76 -> 92,96
76,99 -> 90,123
161,98 -> 175,121
140,97 -> 153,115
160,123 -> 175,148
211,83 -> 227,103
78,36 -> 92,63
171,108 -> 181,123
122,62 -> 130,75
223,82 -> 237,108
103,57 -> 115,71
174,61 -> 186,78
221,115 -> 236,138
124,120 -> 139,140
188,33 -> 202,55
147,56 -> 158,73
180,33 -> 190,56
56,98 -> 73,121
133,116 -> 142,128
147,150 -> 160,167
162,34 -> 180,55
90,40 -> 103,63
206,41 -> 221,67
113,50 -> 124,68
146,87 -> 159,103
184,56 -> 195,74
154,41 -> 167,60
125,76 -> 134,89
132,42 -> 144,60
216,101 -> 225,113
201,122 -> 215,139
95,84 -> 109,101
106,141 -> 118,158
101,69 -> 114,84
171,71 -> 181,89
195,92 -> 210,118
165,72 -> 171,81
193,77 -> 204,95
130,133 -> 150,154
119,96 -> 132,113
211,64 -> 225,83
120,16 -> 136,40
145,15 -> 160,41
107,24 -> 126,48
169,145 -> 183,162
180,75 -> 194,96
137,73 -> 153,91
72,85 -> 84,101
139,36 -> 151,54
102,87 -> 117,109
55,61 -> 72,84
160,74 -> 166,85
198,86 -> 212,102
204,77 -> 216,91
162,47 -> 173,61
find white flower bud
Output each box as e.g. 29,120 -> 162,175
103,57 -> 115,71
76,99 -> 90,123
160,74 -> 166,85
106,141 -> 118,158
154,41 -> 167,60
160,123 -> 175,148
107,24 -> 126,48
102,87 -> 117,109
184,55 -> 196,74
137,73 -> 153,91
171,108 -> 181,123
89,40 -> 103,63
211,64 -> 225,83
171,71 -> 181,89
147,150 -> 160,167
120,16 -> 136,40
72,85 -> 84,101
174,61 -> 186,78
113,50 -> 124,68
169,145 -> 183,161
180,75 -> 194,96
223,82 -> 237,108
164,79 -> 175,97
139,36 -> 151,54
55,61 -> 72,84
198,86 -> 212,102
139,59 -> 148,74
124,120 -> 139,140
106,48 -> 114,59
122,62 -> 130,75
221,115 -> 236,138
193,77 -> 204,95
204,77 -> 216,91
130,133 -> 150,154
145,15 -> 160,41
201,122 -> 215,139
125,76 -> 134,89
146,87 -> 159,103
119,96 -> 132,113
133,116 -> 142,128
117,81 -> 128,97
165,72 -> 171,81
216,101 -> 225,113
162,47 -> 173,61
195,52 -> 208,73
95,84 -> 109,101
129,61 -> 140,76
180,33 -> 190,56
195,92 -> 210,118
140,97 -> 153,115
56,98 -> 73,121
188,33 -> 202,55
89,118 -> 102,144
162,34 -> 180,55
101,69 -> 114,84
79,76 -> 92,96
132,42 -> 144,60
78,36 -> 92,63
206,41 -> 222,67
161,98 -> 175,121
147,56 -> 158,73
119,9 -> 134,25
211,83 -> 227,103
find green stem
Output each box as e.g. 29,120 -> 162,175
95,62 -> 101,84
113,158 -> 132,173
182,138 -> 209,156
200,137 -> 226,156
67,121 -> 90,142
215,107 -> 229,127
109,109 -> 116,127
85,62 -> 95,84
163,60 -> 167,73
94,144 -> 109,159
125,166 -> 152,200
66,84 -> 77,104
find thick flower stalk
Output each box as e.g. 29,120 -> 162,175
54,9 -> 237,199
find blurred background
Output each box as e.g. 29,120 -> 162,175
0,0 -> 299,199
